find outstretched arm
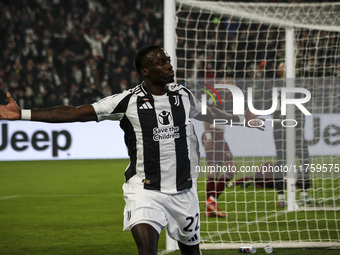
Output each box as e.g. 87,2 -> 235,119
0,92 -> 97,123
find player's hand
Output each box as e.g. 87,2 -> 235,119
245,108 -> 265,131
0,92 -> 21,120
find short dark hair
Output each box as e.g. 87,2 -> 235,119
135,45 -> 161,75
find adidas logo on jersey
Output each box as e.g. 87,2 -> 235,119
139,101 -> 153,109
187,234 -> 198,242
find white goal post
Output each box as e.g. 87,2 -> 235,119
164,0 -> 340,251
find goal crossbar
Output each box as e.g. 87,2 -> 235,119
176,0 -> 340,31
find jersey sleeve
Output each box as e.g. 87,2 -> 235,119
188,89 -> 202,118
91,91 -> 130,121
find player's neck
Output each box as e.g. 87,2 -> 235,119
143,82 -> 168,95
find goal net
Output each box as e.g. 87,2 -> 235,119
167,0 -> 340,250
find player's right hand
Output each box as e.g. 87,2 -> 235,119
0,92 -> 21,120
245,108 -> 265,131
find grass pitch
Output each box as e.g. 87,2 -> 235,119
0,159 -> 149,255
0,159 -> 339,254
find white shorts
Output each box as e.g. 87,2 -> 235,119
123,182 -> 200,245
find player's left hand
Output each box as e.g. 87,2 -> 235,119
245,108 -> 265,131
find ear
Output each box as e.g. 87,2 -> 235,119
140,67 -> 149,77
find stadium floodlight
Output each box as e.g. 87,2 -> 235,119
164,0 -> 340,251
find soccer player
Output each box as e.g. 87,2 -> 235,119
202,86 -> 236,218
0,45 -> 263,255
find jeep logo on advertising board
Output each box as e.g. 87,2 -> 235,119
0,123 -> 72,157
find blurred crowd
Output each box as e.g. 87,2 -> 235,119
0,0 -> 163,108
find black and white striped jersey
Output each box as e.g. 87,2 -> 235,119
92,82 -> 202,194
